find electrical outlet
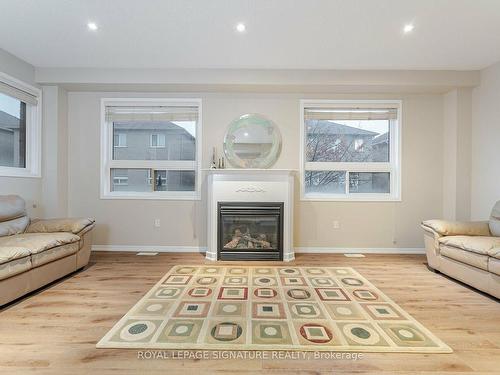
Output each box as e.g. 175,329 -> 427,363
154,219 -> 161,228
332,220 -> 340,229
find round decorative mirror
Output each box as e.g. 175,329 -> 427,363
223,114 -> 282,168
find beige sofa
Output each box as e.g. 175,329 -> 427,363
0,195 -> 95,306
421,201 -> 500,299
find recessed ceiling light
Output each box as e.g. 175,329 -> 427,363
403,24 -> 414,33
87,22 -> 98,31
236,23 -> 246,33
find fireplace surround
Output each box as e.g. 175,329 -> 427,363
206,169 -> 295,261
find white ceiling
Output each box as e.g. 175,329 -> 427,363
1,0 -> 500,70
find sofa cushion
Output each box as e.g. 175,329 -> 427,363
440,245 -> 489,271
0,195 -> 29,237
0,233 -> 80,254
0,195 -> 26,222
31,242 -> 80,267
488,247 -> 500,260
438,236 -> 500,256
489,201 -> 500,237
0,247 -> 32,280
0,215 -> 30,237
489,258 -> 500,276
0,246 -> 31,264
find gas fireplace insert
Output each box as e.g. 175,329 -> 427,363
217,202 -> 284,261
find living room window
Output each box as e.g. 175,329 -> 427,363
101,98 -> 201,199
0,72 -> 41,177
300,100 -> 401,201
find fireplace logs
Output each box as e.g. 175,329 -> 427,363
223,228 -> 272,249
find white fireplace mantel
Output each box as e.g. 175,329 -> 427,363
205,169 -> 296,262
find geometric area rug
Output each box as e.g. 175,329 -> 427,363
97,265 -> 452,353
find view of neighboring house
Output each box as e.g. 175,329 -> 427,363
305,120 -> 390,194
0,109 -> 25,168
111,121 -> 196,192
306,120 -> 389,162
371,131 -> 390,161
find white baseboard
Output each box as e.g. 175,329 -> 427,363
91,245 -> 207,253
294,247 -> 425,254
92,245 -> 424,255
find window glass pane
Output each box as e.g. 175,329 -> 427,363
111,169 -> 151,192
113,133 -> 127,147
112,120 -> 196,161
111,168 -> 195,192
305,171 -> 346,195
0,93 -> 26,168
306,118 -> 390,163
153,170 -> 196,191
349,172 -> 390,194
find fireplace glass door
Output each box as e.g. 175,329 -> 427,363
218,202 -> 283,260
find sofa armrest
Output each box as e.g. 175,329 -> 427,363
26,218 -> 95,235
421,219 -> 491,237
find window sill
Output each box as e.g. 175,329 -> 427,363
100,191 -> 201,201
301,193 -> 401,202
0,167 -> 41,178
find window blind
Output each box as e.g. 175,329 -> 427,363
105,106 -> 199,122
304,107 -> 398,121
0,81 -> 38,105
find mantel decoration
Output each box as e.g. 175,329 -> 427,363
223,114 -> 282,168
210,147 -> 225,169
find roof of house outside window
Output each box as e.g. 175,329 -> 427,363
306,120 -> 378,136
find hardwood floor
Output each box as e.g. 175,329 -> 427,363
0,252 -> 499,375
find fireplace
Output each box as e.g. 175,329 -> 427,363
217,202 -> 284,261
206,169 -> 294,262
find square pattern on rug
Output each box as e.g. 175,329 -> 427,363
97,265 -> 451,353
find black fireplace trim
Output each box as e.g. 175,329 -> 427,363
217,201 -> 284,261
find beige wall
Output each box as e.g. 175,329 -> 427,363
471,61 -> 500,219
442,88 -> 472,221
67,91 -> 444,249
40,85 -> 69,218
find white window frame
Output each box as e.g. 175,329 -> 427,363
300,99 -> 402,202
113,132 -> 127,148
0,72 -> 41,178
100,98 -> 202,200
150,133 -> 166,148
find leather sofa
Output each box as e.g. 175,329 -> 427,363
421,201 -> 500,299
0,195 -> 95,306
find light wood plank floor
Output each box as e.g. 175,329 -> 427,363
0,252 -> 499,375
